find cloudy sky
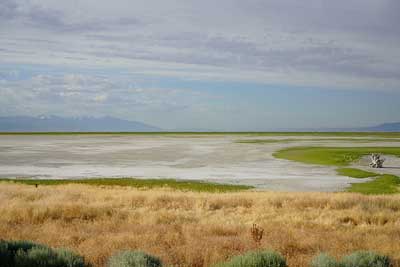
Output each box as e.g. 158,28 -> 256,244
1,0 -> 399,130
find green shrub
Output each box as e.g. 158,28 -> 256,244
341,251 -> 391,267
0,239 -> 89,267
0,241 -> 12,267
310,253 -> 343,267
15,247 -> 59,267
0,240 -> 45,267
56,249 -> 89,267
215,250 -> 287,267
107,251 -> 162,267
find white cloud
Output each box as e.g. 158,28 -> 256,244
0,0 -> 399,91
0,72 -> 211,119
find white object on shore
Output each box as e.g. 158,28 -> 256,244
369,153 -> 385,168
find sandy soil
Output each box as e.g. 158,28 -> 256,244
0,134 -> 399,191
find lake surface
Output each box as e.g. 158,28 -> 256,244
1,134 -> 397,191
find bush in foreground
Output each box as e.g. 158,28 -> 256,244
310,251 -> 391,267
341,251 -> 391,267
107,251 -> 162,267
310,253 -> 343,267
215,250 -> 287,267
0,240 -> 89,267
1,240 -> 43,266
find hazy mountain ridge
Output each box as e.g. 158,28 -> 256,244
0,116 -> 399,132
0,116 -> 161,132
358,122 -> 400,132
274,122 -> 400,132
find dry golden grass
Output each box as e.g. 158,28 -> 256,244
0,183 -> 399,267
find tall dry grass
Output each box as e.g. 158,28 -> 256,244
0,183 -> 399,267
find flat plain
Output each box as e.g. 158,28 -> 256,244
1,132 -> 400,267
1,133 -> 400,191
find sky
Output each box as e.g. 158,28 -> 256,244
0,0 -> 399,131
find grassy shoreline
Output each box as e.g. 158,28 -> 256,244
237,138 -> 400,144
0,177 -> 253,193
273,146 -> 400,194
336,168 -> 378,178
273,146 -> 400,166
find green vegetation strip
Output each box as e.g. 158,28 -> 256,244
347,175 -> 400,195
0,178 -> 253,193
273,146 -> 400,194
336,168 -> 378,178
273,146 -> 400,166
237,138 -> 400,144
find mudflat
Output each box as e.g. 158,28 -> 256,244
1,134 -> 399,191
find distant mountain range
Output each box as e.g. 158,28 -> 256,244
0,116 -> 399,132
0,116 -> 161,132
358,122 -> 400,132
308,122 -> 400,132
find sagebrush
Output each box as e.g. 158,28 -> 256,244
0,239 -> 89,267
107,251 -> 162,267
215,250 -> 287,267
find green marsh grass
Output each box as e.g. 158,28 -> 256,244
336,168 -> 378,178
273,147 -> 400,166
237,138 -> 400,144
0,178 -> 252,193
347,175 -> 400,195
273,146 -> 400,194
